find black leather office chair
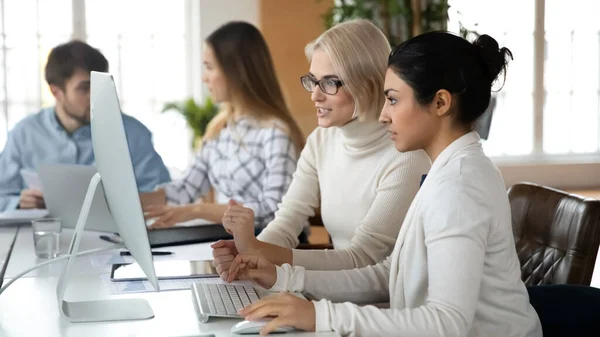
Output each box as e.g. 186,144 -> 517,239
509,183 -> 600,285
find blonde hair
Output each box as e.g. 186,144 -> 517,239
305,19 -> 391,120
203,21 -> 304,153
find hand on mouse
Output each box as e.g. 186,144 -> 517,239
226,253 -> 276,289
239,293 -> 316,335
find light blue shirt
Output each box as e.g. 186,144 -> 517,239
0,107 -> 171,211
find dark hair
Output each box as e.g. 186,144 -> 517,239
388,31 -> 513,125
45,40 -> 109,88
204,21 -> 304,153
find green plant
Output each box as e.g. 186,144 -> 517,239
162,97 -> 219,147
319,0 -> 477,45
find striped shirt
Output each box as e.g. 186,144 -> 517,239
162,116 -> 299,229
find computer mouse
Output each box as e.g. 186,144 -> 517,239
230,319 -> 295,335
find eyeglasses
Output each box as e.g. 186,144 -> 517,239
300,75 -> 343,95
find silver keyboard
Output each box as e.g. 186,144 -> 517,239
191,279 -> 261,323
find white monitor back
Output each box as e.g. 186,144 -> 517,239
90,71 -> 157,289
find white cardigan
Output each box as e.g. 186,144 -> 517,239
271,132 -> 542,337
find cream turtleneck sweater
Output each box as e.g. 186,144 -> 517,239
257,118 -> 431,270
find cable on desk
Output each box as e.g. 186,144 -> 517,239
0,243 -> 124,296
0,225 -> 20,288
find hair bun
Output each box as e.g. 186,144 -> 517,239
473,34 -> 513,85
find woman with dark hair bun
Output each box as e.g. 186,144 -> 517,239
223,31 -> 542,337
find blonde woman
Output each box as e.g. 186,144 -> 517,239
213,20 -> 431,276
141,21 -> 304,232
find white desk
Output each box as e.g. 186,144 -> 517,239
5,226 -> 116,278
0,227 -> 339,337
0,275 -> 337,337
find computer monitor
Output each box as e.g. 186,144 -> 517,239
473,95 -> 497,141
55,71 -> 158,322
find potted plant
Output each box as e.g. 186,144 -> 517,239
319,0 -> 477,45
162,97 -> 219,149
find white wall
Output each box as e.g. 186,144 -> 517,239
199,0 -> 260,38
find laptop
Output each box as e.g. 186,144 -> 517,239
38,164 -> 231,246
38,164 -> 116,232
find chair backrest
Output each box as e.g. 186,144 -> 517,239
509,183 -> 600,286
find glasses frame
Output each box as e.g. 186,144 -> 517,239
300,75 -> 343,95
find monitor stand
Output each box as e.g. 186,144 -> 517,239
56,173 -> 155,322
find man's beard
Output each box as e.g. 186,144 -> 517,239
62,102 -> 90,126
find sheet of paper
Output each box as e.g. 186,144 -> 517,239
0,209 -> 49,226
100,274 -> 250,295
20,169 -> 43,190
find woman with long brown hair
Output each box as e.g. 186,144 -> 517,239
141,21 -> 304,232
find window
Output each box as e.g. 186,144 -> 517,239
449,0 -> 600,160
0,0 -> 198,174
0,0 -> 73,148
543,0 -> 600,155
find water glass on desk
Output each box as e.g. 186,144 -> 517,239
31,218 -> 61,259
